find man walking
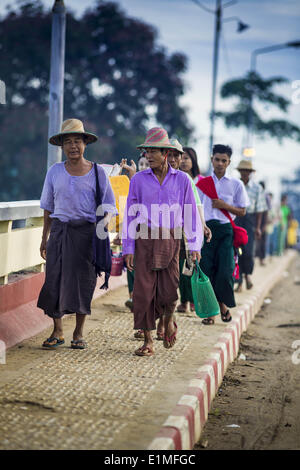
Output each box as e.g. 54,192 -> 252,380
122,128 -> 203,357
38,119 -> 117,349
235,160 -> 267,291
196,145 -> 249,324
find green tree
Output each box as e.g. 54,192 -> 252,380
215,71 -> 300,143
0,0 -> 193,201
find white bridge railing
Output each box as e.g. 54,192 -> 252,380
0,201 -> 45,285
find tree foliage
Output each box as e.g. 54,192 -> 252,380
215,71 -> 300,143
0,0 -> 193,201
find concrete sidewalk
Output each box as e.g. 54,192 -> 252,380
0,250 -> 297,450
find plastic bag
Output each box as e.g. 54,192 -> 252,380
191,261 -> 220,318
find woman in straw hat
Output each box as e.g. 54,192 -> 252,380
38,119 -> 117,349
235,159 -> 267,292
122,127 -> 203,357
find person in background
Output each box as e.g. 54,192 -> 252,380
287,218 -> 299,249
118,152 -> 150,315
180,147 -> 202,188
235,160 -> 267,292
168,139 -> 212,313
255,181 -> 270,266
278,194 -> 292,255
265,193 -> 280,259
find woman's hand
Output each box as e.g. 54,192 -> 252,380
204,225 -> 212,242
190,251 -> 201,263
125,254 -> 135,272
120,158 -> 137,180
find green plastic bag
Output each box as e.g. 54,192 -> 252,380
191,261 -> 220,318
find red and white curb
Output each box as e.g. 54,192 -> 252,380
148,251 -> 296,450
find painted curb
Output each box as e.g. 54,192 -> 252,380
148,251 -> 296,450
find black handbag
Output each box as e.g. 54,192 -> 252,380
93,163 -> 112,289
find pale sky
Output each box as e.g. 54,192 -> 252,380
2,0 -> 300,200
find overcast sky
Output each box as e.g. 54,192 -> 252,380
2,0 -> 300,199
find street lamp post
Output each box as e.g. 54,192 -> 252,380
246,40 -> 300,147
208,10 -> 249,161
47,0 -> 66,169
190,0 -> 249,171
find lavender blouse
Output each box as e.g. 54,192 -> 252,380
40,162 -> 117,223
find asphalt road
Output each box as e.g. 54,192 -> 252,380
195,252 -> 300,450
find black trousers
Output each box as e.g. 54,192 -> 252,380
235,213 -> 256,280
200,220 -> 235,308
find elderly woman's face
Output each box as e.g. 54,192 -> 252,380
62,134 -> 86,161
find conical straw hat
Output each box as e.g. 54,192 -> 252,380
49,118 -> 98,146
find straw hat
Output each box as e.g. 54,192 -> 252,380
236,159 -> 256,171
49,119 -> 98,146
136,127 -> 176,149
169,138 -> 184,153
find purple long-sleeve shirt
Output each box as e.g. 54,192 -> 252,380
40,162 -> 117,223
122,165 -> 203,255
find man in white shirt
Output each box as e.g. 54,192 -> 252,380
197,144 -> 250,324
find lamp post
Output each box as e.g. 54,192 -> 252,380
246,40 -> 300,148
209,11 -> 249,160
47,0 -> 66,169
191,1 -> 249,171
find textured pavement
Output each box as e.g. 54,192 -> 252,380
0,251 -> 296,450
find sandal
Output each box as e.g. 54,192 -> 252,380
71,339 -> 87,349
125,299 -> 133,311
134,330 -> 144,340
190,303 -> 195,312
163,321 -> 178,349
201,318 -> 214,325
221,310 -> 232,323
135,345 -> 154,357
42,336 -> 65,349
156,331 -> 164,341
177,303 -> 187,313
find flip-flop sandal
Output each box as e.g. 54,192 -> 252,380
177,304 -> 187,313
221,310 -> 232,323
201,318 -> 214,325
125,299 -> 133,311
135,346 -> 154,357
163,321 -> 178,349
134,330 -> 144,340
190,303 -> 195,312
42,337 -> 65,349
71,339 -> 87,350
